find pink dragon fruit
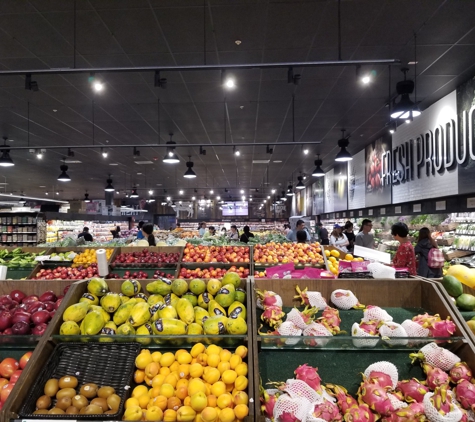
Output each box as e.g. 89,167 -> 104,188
259,384 -> 280,419
423,363 -> 450,390
294,285 -> 311,305
381,402 -> 426,421
280,412 -> 300,422
358,380 -> 396,416
359,320 -> 380,336
396,378 -> 429,402
428,317 -> 456,338
410,342 -> 461,371
255,289 -> 283,308
294,363 -> 322,393
457,407 -> 470,422
455,379 -> 475,410
450,361 -> 473,384
428,385 -> 454,415
313,400 -> 343,421
343,404 -> 377,422
327,384 -> 358,414
260,305 -> 285,328
365,371 -> 393,389
286,306 -> 318,329
412,313 -> 441,328
318,307 -> 342,334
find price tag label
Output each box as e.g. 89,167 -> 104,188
380,208 -> 386,215
413,204 -> 421,212
395,206 -> 402,214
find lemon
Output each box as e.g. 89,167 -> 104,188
330,249 -> 340,258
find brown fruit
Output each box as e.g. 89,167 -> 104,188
59,376 -> 78,389
56,388 -> 76,400
82,404 -> 103,414
48,408 -> 65,414
65,406 -> 79,415
104,410 -> 117,415
80,383 -> 98,399
72,395 -> 89,410
56,396 -> 72,411
33,409 -> 49,415
44,379 -> 59,397
97,386 -> 115,398
107,394 -> 121,411
91,398 -> 108,412
36,395 -> 51,410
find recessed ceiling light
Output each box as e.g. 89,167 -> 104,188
408,61 -> 418,65
109,163 -> 119,166
273,160 -> 282,163
53,109 -> 57,112
235,40 -> 242,45
137,172 -> 142,175
156,184 -> 162,186
8,139 -> 13,142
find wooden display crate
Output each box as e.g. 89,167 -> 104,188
443,249 -> 474,261
250,277 -> 475,419
108,246 -> 184,267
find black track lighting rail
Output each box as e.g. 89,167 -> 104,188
0,59 -> 400,77
5,141 -> 322,151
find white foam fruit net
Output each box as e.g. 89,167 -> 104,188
331,289 -> 359,310
367,262 -> 396,279
362,306 -> 393,323
419,343 -> 461,371
285,379 -> 323,404
467,410 -> 475,422
277,321 -> 303,345
388,393 -> 408,411
379,322 -> 409,346
256,292 -> 283,310
351,322 -> 379,348
303,322 -> 332,347
273,394 -> 314,422
307,291 -> 328,309
286,308 -> 309,330
401,319 -> 430,337
363,361 -> 399,389
423,391 -> 463,422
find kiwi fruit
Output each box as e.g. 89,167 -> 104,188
48,408 -> 65,414
33,409 -> 49,415
106,394 -> 121,411
56,396 -> 72,411
97,386 -> 115,398
44,379 -> 59,397
72,394 -> 89,410
56,388 -> 76,400
90,397 -> 108,412
80,383 -> 98,399
65,406 -> 79,415
36,395 -> 51,410
59,376 -> 78,389
81,404 -> 103,415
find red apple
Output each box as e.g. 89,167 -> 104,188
19,352 -> 32,369
0,358 -> 18,378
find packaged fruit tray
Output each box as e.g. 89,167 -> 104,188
19,342 -> 140,419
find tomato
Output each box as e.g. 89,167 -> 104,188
0,358 -> 19,378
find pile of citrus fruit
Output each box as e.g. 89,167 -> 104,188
72,249 -> 113,268
324,249 -> 364,276
125,343 -> 249,421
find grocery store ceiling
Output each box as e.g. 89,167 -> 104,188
0,0 -> 475,202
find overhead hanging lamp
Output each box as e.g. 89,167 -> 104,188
84,193 -> 91,203
0,137 -> 14,167
104,175 -> 114,192
296,175 -> 305,190
184,156 -> 197,179
286,185 -> 294,196
163,133 -> 179,164
312,155 -> 325,177
390,68 -> 421,120
130,187 -> 139,198
58,159 -> 71,182
335,129 -> 352,162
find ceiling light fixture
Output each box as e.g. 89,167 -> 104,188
216,196 -> 221,200
171,201 -> 176,208
335,129 -> 353,162
199,146 -> 206,156
84,193 -> 91,203
184,156 -> 197,178
271,189 -> 276,194
0,137 -> 14,167
296,176 -> 305,190
58,159 -> 71,182
312,155 -> 325,177
163,133 -> 179,163
224,78 -> 236,89
101,148 -> 108,158
25,74 -> 39,91
390,68 -> 421,120
179,190 -> 184,195
233,146 -> 240,156
192,196 -> 196,200
356,65 -> 373,85
104,175 -> 114,192
133,147 -> 140,158
266,145 -> 273,154
130,188 -> 139,198
36,149 -> 43,159
210,190 -> 214,194
303,147 -> 309,155
166,196 -> 171,201
286,185 -> 294,196
148,190 -> 153,195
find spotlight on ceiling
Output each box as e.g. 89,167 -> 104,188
335,129 -> 353,162
179,190 -> 184,195
104,175 -> 114,192
271,189 -> 276,194
356,65 -> 372,85
233,146 -> 240,156
133,147 -> 140,158
216,196 -> 221,201
25,74 -> 39,91
390,68 -> 421,120
312,155 -> 325,177
286,185 -> 294,196
303,148 -> 309,155
101,148 -> 108,158
0,149 -> 14,167
192,196 -> 196,200
266,145 -> 273,154
36,149 -> 43,159
84,193 -> 91,203
199,146 -> 206,156
166,196 -> 171,201
296,176 -> 305,190
130,188 -> 139,198
184,157 -> 197,178
240,190 -> 244,194
163,133 -> 179,163
58,160 -> 71,182
224,78 -> 236,89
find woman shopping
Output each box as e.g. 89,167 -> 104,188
329,224 -> 349,253
415,227 -> 443,278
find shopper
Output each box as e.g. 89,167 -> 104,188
78,227 -> 93,242
198,222 -> 207,237
317,222 -> 329,245
204,226 -> 216,239
391,222 -> 417,276
136,221 -> 145,240
296,230 -> 308,244
221,227 -> 227,236
110,226 -> 121,239
240,226 -> 255,243
343,221 -> 355,253
355,219 -> 374,249
415,227 -> 443,278
229,225 -> 240,240
142,223 -> 156,246
286,220 -> 310,241
283,224 -> 291,235
329,224 -> 349,252
174,223 -> 183,232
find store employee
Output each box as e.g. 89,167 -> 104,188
286,220 -> 311,242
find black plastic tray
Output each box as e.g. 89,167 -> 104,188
19,342 -> 140,419
338,271 -> 410,279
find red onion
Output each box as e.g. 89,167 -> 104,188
10,290 -> 26,303
11,321 -> 30,335
11,311 -> 30,325
0,312 -> 12,331
22,295 -> 39,305
31,323 -> 47,336
63,285 -> 71,294
26,302 -> 44,314
39,291 -> 56,303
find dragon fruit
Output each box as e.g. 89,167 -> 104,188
313,400 -> 343,421
343,404 -> 377,422
381,402 -> 426,421
261,305 -> 285,328
286,306 -> 318,329
423,363 -> 450,390
456,379 -> 475,410
331,289 -> 365,310
294,363 -> 322,393
259,385 -> 280,419
412,313 -> 441,328
409,342 -> 461,371
327,384 -> 358,414
427,385 -> 455,414
359,320 -> 380,336
362,305 -> 393,324
428,317 -> 457,338
280,412 -> 300,422
450,361 -> 473,384
358,380 -> 397,416
294,285 -> 328,309
255,289 -> 283,309
365,371 -> 394,389
318,307 -> 342,334
396,378 -> 429,402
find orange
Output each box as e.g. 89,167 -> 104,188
170,361 -> 180,373
152,395 -> 168,411
196,353 -> 208,366
165,373 -> 179,388
179,364 -> 190,378
145,362 -> 160,379
160,367 -> 172,376
234,346 -> 247,359
144,375 -> 153,386
150,387 -> 161,398
177,379 -> 189,389
207,394 -> 217,408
